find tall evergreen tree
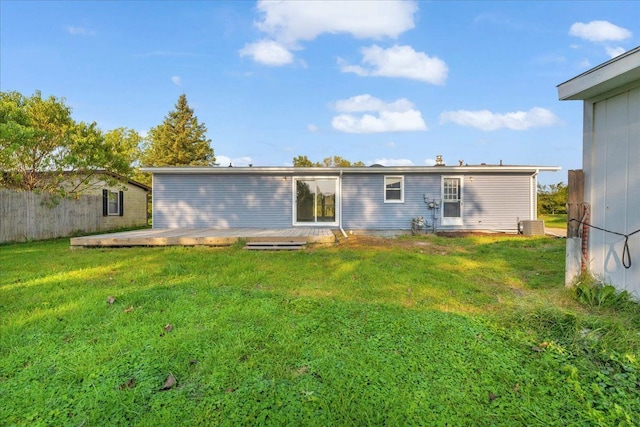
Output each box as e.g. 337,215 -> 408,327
141,94 -> 215,167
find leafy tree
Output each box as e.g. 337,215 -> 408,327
537,182 -> 568,214
322,155 -> 364,167
141,94 -> 215,167
0,90 -> 134,196
292,155 -> 320,167
102,128 -> 149,186
293,155 -> 365,167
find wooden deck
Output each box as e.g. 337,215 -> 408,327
70,227 -> 337,248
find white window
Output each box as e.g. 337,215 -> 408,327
103,190 -> 123,216
108,191 -> 119,215
384,176 -> 404,203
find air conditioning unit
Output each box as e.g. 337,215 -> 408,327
521,220 -> 545,236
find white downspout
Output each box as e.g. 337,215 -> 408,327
339,169 -> 348,238
531,171 -> 538,220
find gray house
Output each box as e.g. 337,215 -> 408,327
558,46 -> 640,296
142,162 -> 559,234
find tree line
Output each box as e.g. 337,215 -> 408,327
537,182 -> 567,215
0,91 -> 214,196
1,90 -> 367,198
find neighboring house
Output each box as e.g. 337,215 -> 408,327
96,173 -> 151,230
141,162 -> 558,233
558,46 -> 640,297
0,171 -> 151,243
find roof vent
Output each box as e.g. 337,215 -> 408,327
435,155 -> 445,166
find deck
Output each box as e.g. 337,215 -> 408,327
69,227 -> 337,248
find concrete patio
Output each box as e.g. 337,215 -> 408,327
70,227 -> 337,248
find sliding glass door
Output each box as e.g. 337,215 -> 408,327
294,178 -> 338,225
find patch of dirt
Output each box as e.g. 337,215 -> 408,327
333,231 -> 521,249
332,234 -> 451,252
436,231 -> 522,238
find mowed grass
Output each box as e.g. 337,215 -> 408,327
1,235 -> 639,426
539,214 -> 568,229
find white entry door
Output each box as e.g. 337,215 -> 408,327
441,177 -> 463,226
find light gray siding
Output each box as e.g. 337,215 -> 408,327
153,174 -> 292,228
341,173 -> 534,231
342,174 -> 439,230
460,173 -> 534,231
152,170 -> 537,232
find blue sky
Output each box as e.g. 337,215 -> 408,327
1,1 -> 638,184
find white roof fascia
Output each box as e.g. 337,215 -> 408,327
558,46 -> 640,101
140,166 -> 560,175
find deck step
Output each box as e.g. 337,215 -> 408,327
244,241 -> 306,251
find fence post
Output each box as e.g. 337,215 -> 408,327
565,169 -> 584,286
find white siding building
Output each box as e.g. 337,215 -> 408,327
558,46 -> 640,297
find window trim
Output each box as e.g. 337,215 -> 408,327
292,176 -> 339,227
103,189 -> 124,217
384,175 -> 404,203
441,176 -> 463,226
107,191 -> 120,216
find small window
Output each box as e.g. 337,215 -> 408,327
384,176 -> 404,203
107,191 -> 120,215
103,189 -> 124,216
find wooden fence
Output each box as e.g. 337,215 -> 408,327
0,189 -> 106,243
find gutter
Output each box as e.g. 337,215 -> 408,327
140,165 -> 562,175
339,169 -> 348,238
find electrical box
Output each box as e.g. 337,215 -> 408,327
521,220 -> 545,236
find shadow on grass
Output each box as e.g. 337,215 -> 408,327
1,236 -> 638,426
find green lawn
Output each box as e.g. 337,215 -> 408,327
1,235 -> 638,426
539,214 -> 568,229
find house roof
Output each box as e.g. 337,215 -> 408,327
141,164 -> 560,175
104,172 -> 152,192
558,46 -> 640,101
70,170 -> 152,192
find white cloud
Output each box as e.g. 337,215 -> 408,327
373,158 -> 415,166
424,158 -> 436,166
242,1 -> 417,66
215,155 -> 253,167
331,94 -> 427,134
307,124 -> 319,132
67,26 -> 96,36
439,107 -> 560,131
171,76 -> 182,86
239,39 -> 294,66
333,110 -> 427,134
569,21 -> 632,42
340,45 -> 448,85
255,0 -> 417,45
606,46 -> 626,58
333,94 -> 414,113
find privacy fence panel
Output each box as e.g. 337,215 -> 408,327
0,189 -> 103,243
